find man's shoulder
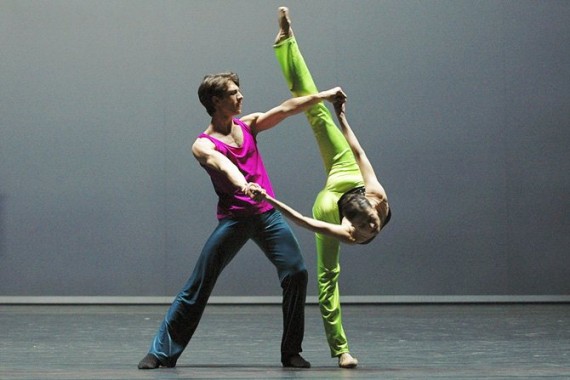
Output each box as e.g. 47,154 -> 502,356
195,123 -> 218,140
192,134 -> 215,153
239,113 -> 263,126
239,113 -> 264,135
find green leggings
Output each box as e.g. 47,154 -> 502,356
275,37 -> 364,357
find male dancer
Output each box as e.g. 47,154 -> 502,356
138,70 -> 345,369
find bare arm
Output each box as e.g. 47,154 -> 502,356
243,87 -> 343,134
192,137 -> 250,192
260,192 -> 356,244
334,98 -> 386,199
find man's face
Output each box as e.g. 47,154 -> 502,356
217,82 -> 243,115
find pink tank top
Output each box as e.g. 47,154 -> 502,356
198,118 -> 275,219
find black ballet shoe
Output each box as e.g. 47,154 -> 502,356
282,353 -> 311,368
137,353 -> 160,369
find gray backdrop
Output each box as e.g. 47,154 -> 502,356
1,0 -> 569,299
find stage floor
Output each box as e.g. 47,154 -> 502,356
1,303 -> 569,379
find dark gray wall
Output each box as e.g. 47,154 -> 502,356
1,1 -> 569,297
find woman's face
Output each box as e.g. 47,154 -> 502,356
349,208 -> 381,236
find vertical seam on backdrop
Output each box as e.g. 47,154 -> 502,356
162,106 -> 169,296
499,1 -> 513,288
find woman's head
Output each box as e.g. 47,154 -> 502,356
198,72 -> 240,116
339,193 -> 391,244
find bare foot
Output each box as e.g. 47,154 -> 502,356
338,352 -> 358,369
274,6 -> 293,44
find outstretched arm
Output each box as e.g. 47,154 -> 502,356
242,87 -> 344,134
248,186 -> 356,244
267,195 -> 356,244
334,97 -> 387,199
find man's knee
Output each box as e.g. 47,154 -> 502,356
282,267 -> 308,289
291,267 -> 308,285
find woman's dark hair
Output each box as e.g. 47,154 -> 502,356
198,72 -> 240,116
383,207 -> 392,229
339,193 -> 392,245
338,193 -> 372,221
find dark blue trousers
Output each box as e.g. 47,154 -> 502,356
147,209 -> 308,367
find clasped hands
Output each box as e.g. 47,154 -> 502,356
322,87 -> 347,116
241,182 -> 267,202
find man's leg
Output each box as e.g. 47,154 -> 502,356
253,210 -> 310,368
138,219 -> 248,369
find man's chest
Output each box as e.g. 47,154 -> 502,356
214,125 -> 244,148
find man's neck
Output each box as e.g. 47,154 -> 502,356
210,114 -> 234,135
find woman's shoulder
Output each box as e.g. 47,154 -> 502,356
366,184 -> 387,204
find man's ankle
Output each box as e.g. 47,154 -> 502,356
138,353 -> 160,370
282,353 -> 311,368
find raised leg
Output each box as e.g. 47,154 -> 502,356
274,15 -> 353,175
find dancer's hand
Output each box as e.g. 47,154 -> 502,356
322,87 -> 347,103
333,92 -> 347,116
242,182 -> 267,202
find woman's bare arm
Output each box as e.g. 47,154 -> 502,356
259,193 -> 356,244
334,98 -> 387,199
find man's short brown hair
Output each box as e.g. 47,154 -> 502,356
198,72 -> 240,116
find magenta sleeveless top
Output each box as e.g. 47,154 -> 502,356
198,118 -> 275,219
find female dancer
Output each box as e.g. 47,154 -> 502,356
261,7 -> 392,368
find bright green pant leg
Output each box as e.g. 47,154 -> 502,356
274,37 -> 353,175
275,37 -> 363,357
315,229 -> 348,357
